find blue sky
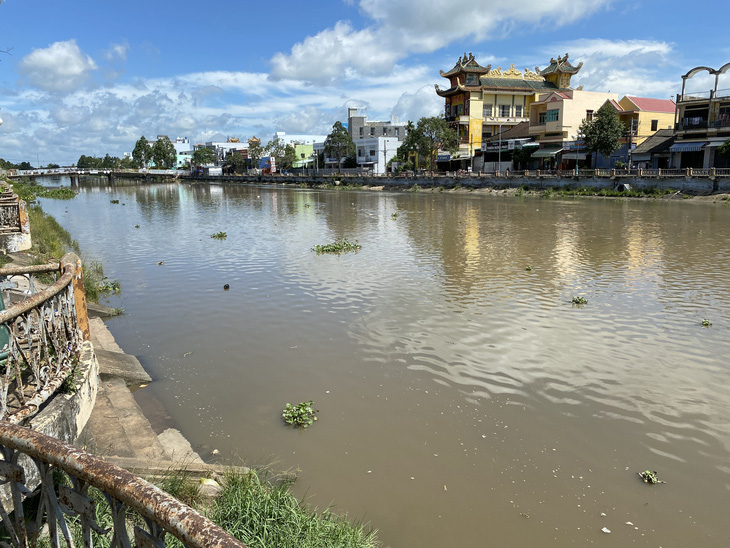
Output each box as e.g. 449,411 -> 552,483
0,0 -> 727,165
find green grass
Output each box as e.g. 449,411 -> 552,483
554,186 -> 676,198
34,468 -> 380,548
205,470 -> 380,548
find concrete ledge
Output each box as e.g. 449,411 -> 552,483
30,340 -> 99,444
105,456 -> 248,479
95,348 -> 152,385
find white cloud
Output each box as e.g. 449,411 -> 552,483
18,40 -> 97,92
270,0 -> 614,84
546,38 -> 681,98
104,41 -> 129,62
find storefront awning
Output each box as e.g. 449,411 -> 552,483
531,148 -> 562,158
669,141 -> 707,152
704,141 -> 726,148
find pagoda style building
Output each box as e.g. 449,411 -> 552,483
436,53 -> 582,160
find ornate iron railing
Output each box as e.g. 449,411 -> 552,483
0,421 -> 245,548
0,256 -> 89,423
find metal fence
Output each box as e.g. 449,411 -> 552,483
0,257 -> 86,423
0,421 -> 245,548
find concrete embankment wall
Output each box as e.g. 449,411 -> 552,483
181,174 -> 730,194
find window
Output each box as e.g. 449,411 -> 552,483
370,149 -> 376,157
359,127 -> 363,136
651,119 -> 658,131
546,109 -> 559,122
395,128 -> 399,137
514,105 -> 522,117
466,73 -> 478,85
538,112 -> 546,124
358,149 -> 364,157
499,105 -> 510,117
383,127 -> 387,135
370,127 -> 374,136
586,110 -> 594,121
483,104 -> 493,117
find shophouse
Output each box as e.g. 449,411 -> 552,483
671,63 -> 730,168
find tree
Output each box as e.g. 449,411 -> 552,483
151,136 -> 176,169
192,147 -> 216,166
580,104 -> 624,166
264,136 -> 286,159
248,140 -> 263,165
226,151 -> 247,173
132,136 -> 151,168
281,144 -> 296,170
398,116 -> 458,171
324,121 -> 355,167
718,137 -> 730,159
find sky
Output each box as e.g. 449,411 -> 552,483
0,0 -> 728,166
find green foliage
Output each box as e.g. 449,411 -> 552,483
83,261 -> 120,303
701,319 -> 712,327
324,122 -> 356,166
580,104 -> 624,160
571,296 -> 588,305
525,266 -> 532,271
312,239 -> 361,255
511,146 -> 535,170
399,116 -> 458,171
27,205 -> 79,261
248,140 -> 264,165
10,180 -> 76,202
282,401 -> 318,428
151,136 -> 177,169
206,470 -> 381,548
718,138 -> 730,159
60,359 -> 81,394
638,470 -> 665,484
132,135 -> 151,168
192,147 -> 216,166
226,151 -> 247,172
210,231 -> 227,240
264,136 -> 286,160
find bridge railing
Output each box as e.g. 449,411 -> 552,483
0,421 -> 245,548
0,254 -> 90,423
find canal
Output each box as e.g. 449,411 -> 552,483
39,178 -> 730,547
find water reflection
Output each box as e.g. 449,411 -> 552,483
38,182 -> 730,547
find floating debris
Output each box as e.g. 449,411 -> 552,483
157,261 -> 164,265
638,470 -> 665,484
572,296 -> 588,305
223,284 -> 230,290
525,266 -> 532,271
601,527 -> 611,534
701,319 -> 712,327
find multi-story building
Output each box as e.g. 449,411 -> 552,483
436,53 -> 583,162
592,96 -> 676,167
347,108 -> 407,142
671,63 -> 730,168
529,89 -> 617,168
354,137 -> 400,174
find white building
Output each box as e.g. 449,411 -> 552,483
355,137 -> 400,174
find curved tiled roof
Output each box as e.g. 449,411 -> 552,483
538,53 -> 583,76
440,53 -> 491,78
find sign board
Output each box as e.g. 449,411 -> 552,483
270,156 -> 276,173
437,154 -> 451,162
508,140 -> 515,150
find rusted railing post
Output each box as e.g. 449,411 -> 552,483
61,253 -> 90,341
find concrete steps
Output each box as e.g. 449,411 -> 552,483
81,318 -> 205,467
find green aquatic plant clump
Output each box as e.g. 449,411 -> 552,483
571,296 -> 588,305
701,319 -> 712,327
282,401 -> 318,428
211,231 -> 227,240
312,239 -> 362,255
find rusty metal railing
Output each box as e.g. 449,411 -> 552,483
0,421 -> 245,548
0,255 -> 90,423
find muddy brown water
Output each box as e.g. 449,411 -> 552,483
39,179 -> 730,547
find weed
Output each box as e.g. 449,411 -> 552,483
211,232 -> 227,240
572,296 -> 588,305
391,212 -> 399,220
312,239 -> 361,255
110,199 -> 119,204
282,401 -> 318,428
543,187 -> 553,198
525,266 -> 532,271
701,319 -> 712,327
